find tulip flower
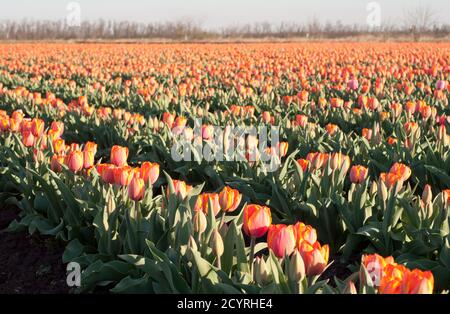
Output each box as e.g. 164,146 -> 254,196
110,145 -> 129,167
50,121 -> 64,138
52,139 -> 65,154
306,152 -> 327,170
140,162 -> 160,185
21,130 -> 35,147
436,80 -> 447,90
114,166 -> 134,186
349,165 -> 368,184
276,141 -> 289,158
361,253 -> 395,286
218,186 -> 242,213
294,221 -> 317,245
347,78 -> 359,91
243,204 -> 272,238
296,159 -> 310,172
162,112 -> 175,129
98,163 -> 116,184
267,224 -> 296,258
297,240 -> 329,277
83,149 -> 95,169
31,118 -> 44,137
66,150 -> 84,173
330,152 -> 350,173
128,176 -> 145,202
84,141 -> 98,155
325,123 -> 339,135
194,193 -> 220,216
50,154 -> 65,173
167,179 -> 192,200
389,162 -> 411,181
295,114 -> 308,128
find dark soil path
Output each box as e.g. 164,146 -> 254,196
0,206 -> 69,294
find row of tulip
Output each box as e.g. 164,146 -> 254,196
0,106 -> 445,293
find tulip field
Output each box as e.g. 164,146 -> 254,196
0,42 -> 449,294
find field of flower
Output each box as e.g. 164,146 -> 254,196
0,42 -> 449,294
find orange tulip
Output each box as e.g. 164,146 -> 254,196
276,141 -> 289,158
295,159 -> 309,172
330,152 -> 350,172
50,154 -> 65,173
84,141 -> 98,155
52,139 -> 65,154
350,165 -> 368,184
298,240 -> 329,276
83,149 -> 95,169
21,130 -> 35,147
295,114 -> 308,128
140,162 -> 160,185
243,204 -> 272,238
362,128 -> 372,141
163,112 -> 175,129
400,269 -> 434,294
294,222 -> 317,245
389,162 -> 411,181
218,186 -> 242,213
267,224 -> 296,258
114,166 -> 134,186
66,150 -> 83,173
194,193 -> 220,216
128,176 -> 145,202
31,118 -> 45,137
110,145 -> 129,167
167,179 -> 192,200
98,163 -> 116,184
306,152 -> 328,170
325,123 -> 339,135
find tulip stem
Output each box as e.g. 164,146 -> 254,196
249,236 -> 256,274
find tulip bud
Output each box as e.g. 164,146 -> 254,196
422,184 -> 432,204
193,210 -> 207,235
210,229 -> 224,258
288,250 -> 306,282
253,256 -> 269,285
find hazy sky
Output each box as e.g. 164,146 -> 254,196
1,0 -> 449,28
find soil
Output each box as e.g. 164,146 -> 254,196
0,206 -> 69,294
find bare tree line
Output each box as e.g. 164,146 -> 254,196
0,9 -> 448,41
